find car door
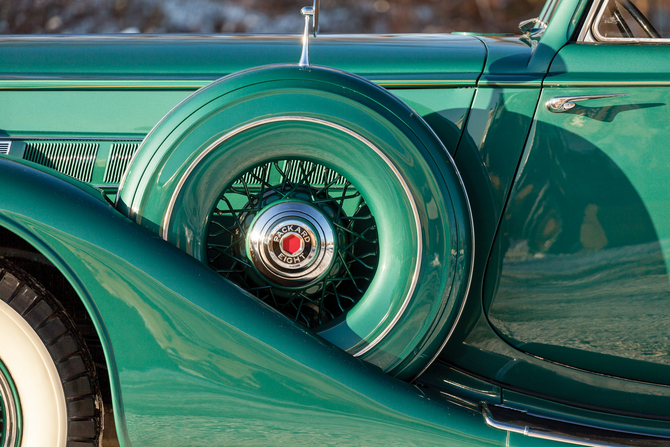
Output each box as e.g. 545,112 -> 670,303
485,0 -> 670,387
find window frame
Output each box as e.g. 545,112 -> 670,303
579,0 -> 670,43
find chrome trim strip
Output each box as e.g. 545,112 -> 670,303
482,403 -> 669,447
482,404 -> 624,447
577,0 -> 604,42
0,136 -> 143,142
161,116 -> 422,357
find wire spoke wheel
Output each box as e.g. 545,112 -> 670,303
122,65 -> 473,379
207,159 -> 379,329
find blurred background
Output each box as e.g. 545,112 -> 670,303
1,0 -> 546,35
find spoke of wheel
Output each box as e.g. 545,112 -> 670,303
315,176 -> 341,197
297,161 -> 318,202
283,161 -> 319,198
331,282 -> 355,313
335,182 -> 351,221
211,244 -> 252,268
333,222 -> 377,244
338,251 -> 363,293
345,251 -> 376,270
248,170 -> 288,198
209,220 -> 238,238
251,164 -> 269,212
237,173 -> 255,206
219,196 -> 249,238
274,161 -> 292,192
311,192 -> 361,205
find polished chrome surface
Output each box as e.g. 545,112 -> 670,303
545,94 -> 626,113
482,403 -> 667,447
299,6 -> 314,67
0,365 -> 17,447
519,17 -> 548,34
247,201 -> 336,288
578,0 -> 604,42
0,142 -> 10,156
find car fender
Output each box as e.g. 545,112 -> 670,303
0,156 -> 502,446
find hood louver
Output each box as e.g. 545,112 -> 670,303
24,142 -> 99,183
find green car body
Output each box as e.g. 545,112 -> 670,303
1,0 -> 669,445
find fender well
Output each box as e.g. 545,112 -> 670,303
0,163 -> 130,447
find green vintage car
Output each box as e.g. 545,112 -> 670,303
1,0 -> 670,445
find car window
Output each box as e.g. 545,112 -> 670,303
595,0 -> 670,39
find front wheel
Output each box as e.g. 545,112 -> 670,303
0,259 -> 102,447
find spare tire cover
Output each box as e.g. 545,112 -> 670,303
117,64 -> 473,380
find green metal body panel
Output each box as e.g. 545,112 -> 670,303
0,156 -> 503,447
2,0 -> 670,443
0,34 -> 484,86
484,41 -> 670,393
447,10 -> 670,421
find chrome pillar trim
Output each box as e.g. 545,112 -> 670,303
0,364 -> 18,447
247,201 -> 336,288
163,116 -> 421,357
0,141 -> 10,156
546,94 -> 626,113
577,0 -> 604,42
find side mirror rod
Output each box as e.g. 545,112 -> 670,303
299,0 -> 320,67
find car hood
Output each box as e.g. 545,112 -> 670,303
0,34 -> 486,86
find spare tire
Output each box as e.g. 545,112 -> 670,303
117,64 -> 473,380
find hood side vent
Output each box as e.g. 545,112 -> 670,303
104,143 -> 140,184
234,160 -> 347,189
24,142 -> 99,183
0,141 -> 10,155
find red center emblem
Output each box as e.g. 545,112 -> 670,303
282,234 -> 302,255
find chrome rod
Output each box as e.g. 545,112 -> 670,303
481,403 -> 665,447
299,6 -> 314,67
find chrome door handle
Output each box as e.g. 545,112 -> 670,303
546,94 -> 626,113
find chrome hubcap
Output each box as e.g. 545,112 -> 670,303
248,201 -> 336,288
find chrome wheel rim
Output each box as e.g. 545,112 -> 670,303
0,360 -> 18,447
207,159 -> 379,328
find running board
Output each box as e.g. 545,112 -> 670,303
482,403 -> 669,447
